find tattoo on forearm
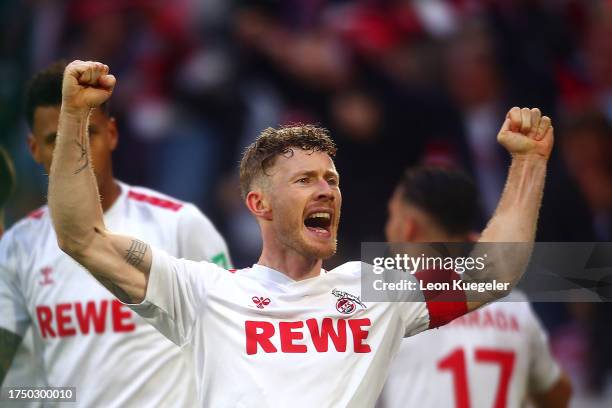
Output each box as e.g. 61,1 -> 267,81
96,240 -> 148,304
73,139 -> 89,174
73,118 -> 89,174
124,239 -> 148,267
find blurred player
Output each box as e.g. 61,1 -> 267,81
0,146 -> 16,237
48,60 -> 553,406
379,167 -> 572,408
0,62 -> 231,406
0,147 -> 47,408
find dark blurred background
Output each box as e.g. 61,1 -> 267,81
1,0 -> 611,405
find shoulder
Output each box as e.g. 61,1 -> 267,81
1,206 -> 51,266
230,266 -> 253,276
328,261 -> 362,275
4,206 -> 52,245
479,291 -> 539,329
124,184 -> 211,222
123,184 -> 209,225
488,291 -> 532,315
325,261 -> 363,281
125,184 -> 186,213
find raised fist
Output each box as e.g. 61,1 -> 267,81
62,60 -> 116,113
497,107 -> 554,160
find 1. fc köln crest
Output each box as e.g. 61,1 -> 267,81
332,289 -> 366,314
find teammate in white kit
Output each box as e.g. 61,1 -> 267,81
48,61 -> 554,407
379,167 -> 571,408
0,62 -> 231,407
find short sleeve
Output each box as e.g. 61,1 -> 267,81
398,300 -> 430,337
126,246 -> 224,346
177,203 -> 232,268
0,234 -> 31,337
526,304 -> 561,393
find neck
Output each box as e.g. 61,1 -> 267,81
98,176 -> 121,212
258,244 -> 323,281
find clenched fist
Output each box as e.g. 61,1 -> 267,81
62,60 -> 116,113
497,107 -> 554,160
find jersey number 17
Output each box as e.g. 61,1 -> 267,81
438,347 -> 516,408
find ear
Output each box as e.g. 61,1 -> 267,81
107,117 -> 119,151
402,216 -> 418,242
467,231 -> 480,242
27,134 -> 42,164
245,190 -> 273,221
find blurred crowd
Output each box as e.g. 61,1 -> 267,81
1,0 -> 612,404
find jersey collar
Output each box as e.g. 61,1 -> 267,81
250,264 -> 326,285
103,180 -> 127,223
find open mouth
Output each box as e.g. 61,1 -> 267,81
304,211 -> 332,238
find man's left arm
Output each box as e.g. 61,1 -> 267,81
465,107 -> 554,311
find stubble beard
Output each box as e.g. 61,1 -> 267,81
277,220 -> 337,260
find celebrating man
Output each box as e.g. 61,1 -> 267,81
48,60 -> 553,406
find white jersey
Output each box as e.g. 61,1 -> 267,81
128,249 -> 468,407
378,292 -> 561,408
0,181 -> 230,407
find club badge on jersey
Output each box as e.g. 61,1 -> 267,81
332,288 -> 367,315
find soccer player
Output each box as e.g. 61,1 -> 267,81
0,62 -> 231,406
379,167 -> 572,408
48,60 -> 553,406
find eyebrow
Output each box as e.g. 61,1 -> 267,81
290,169 -> 340,180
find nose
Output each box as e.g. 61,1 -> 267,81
315,178 -> 334,201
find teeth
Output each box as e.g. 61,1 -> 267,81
308,212 -> 330,219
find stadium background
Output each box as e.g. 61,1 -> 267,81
0,0 -> 611,405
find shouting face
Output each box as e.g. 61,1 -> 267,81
260,149 -> 341,260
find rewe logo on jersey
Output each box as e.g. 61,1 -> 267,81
332,289 -> 366,314
36,299 -> 136,338
245,318 -> 372,355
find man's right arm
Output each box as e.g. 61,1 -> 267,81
49,61 -> 150,303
